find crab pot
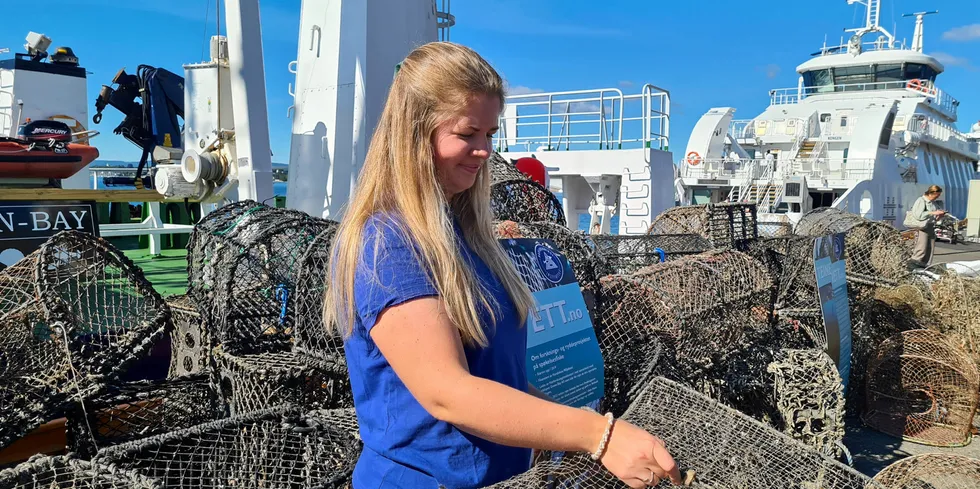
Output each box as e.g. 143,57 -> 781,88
590,233 -> 712,274
213,345 -> 352,416
65,375 -> 222,459
863,329 -> 980,447
767,348 -> 845,457
488,151 -> 533,183
292,226 -> 345,366
0,231 -> 170,451
871,453 -> 980,489
166,295 -> 209,378
0,454 -> 160,489
93,406 -> 361,489
794,207 -> 912,290
489,179 -> 566,226
186,201 -> 337,354
488,377 -> 874,489
647,202 -> 758,250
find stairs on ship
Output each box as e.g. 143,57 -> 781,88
729,183 -> 783,211
796,140 -> 817,159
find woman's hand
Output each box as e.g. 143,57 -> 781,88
932,210 -> 946,217
597,419 -> 682,488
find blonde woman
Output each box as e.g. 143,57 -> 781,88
905,185 -> 945,267
324,42 -> 681,489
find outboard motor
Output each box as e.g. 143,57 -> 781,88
19,120 -> 73,143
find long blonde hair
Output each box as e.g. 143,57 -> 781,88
323,42 -> 536,348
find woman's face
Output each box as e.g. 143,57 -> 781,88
431,93 -> 500,198
926,191 -> 941,201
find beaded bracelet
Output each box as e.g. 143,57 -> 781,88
591,412 -> 616,461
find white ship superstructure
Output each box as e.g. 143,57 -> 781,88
678,1 -> 979,227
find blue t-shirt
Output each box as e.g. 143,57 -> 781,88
344,213 -> 532,489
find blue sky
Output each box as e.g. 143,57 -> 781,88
3,0 -> 977,163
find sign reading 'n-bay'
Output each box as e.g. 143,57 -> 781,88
500,238 -> 604,408
0,201 -> 99,271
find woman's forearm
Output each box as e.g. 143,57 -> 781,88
433,374 -> 607,454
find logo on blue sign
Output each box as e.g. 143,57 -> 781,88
535,243 -> 564,283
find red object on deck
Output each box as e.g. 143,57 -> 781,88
0,141 -> 99,179
514,156 -> 548,187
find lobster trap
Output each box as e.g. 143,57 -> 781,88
186,201 -> 337,354
489,376 -> 874,489
213,345 -> 352,416
871,453 -> 980,489
490,179 -> 566,226
590,234 -> 713,274
794,207 -> 912,290
65,375 -> 222,459
647,203 -> 758,250
767,348 -> 845,457
292,225 -> 345,364
863,329 -> 980,447
0,231 -> 170,451
0,455 -> 161,489
93,406 -> 361,489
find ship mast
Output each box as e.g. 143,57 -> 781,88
903,10 -> 939,53
845,0 -> 895,51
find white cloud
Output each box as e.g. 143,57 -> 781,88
931,52 -> 977,71
507,85 -> 545,96
764,64 -> 781,79
942,24 -> 980,42
619,80 -> 635,89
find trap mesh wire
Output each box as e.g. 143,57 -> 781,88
794,207 -> 912,289
924,273 -> 980,368
489,151 -> 533,184
0,231 -> 170,451
757,214 -> 794,238
292,223 -> 348,367
488,376 -> 875,489
647,203 -> 758,249
871,453 -> 980,489
863,329 -> 980,447
93,406 -> 361,489
490,179 -> 566,227
590,234 -> 713,275
187,201 -> 336,354
65,374 -> 223,459
628,250 -> 772,369
0,454 -> 161,489
165,295 -> 209,379
767,348 -> 845,457
213,345 -> 352,416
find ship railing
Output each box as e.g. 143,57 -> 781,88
729,116 -> 815,141
769,80 -> 959,117
906,116 -> 974,155
682,157 -> 875,183
494,84 -> 670,153
780,157 -> 876,182
680,158 -> 762,180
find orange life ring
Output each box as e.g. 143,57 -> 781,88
906,79 -> 928,94
686,151 -> 702,166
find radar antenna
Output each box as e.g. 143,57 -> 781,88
902,10 -> 939,53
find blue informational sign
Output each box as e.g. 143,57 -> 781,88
500,238 -> 605,408
813,233 -> 852,393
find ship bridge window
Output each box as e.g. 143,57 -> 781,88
875,64 -> 904,83
904,63 -> 937,82
802,69 -> 834,93
835,65 -> 875,87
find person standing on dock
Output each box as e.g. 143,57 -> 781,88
323,42 -> 682,489
905,185 -> 946,268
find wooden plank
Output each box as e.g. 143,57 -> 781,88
0,189 -> 185,203
0,418 -> 67,466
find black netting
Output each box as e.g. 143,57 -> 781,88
0,231 -> 170,451
648,203 -> 758,250
93,406 -> 361,489
65,374 -> 223,459
489,151 -> 532,184
186,201 -> 337,354
591,234 -> 713,274
490,179 -> 566,226
490,376 -> 875,489
292,225 -> 345,367
0,454 -> 160,489
213,345 -> 352,416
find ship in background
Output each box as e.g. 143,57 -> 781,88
677,0 -> 980,228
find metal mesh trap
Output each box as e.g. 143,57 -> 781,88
0,231 -> 170,451
794,207 -> 911,289
93,405 -> 361,489
489,376 -> 874,489
213,345 -> 352,416
292,224 -> 345,365
186,201 -> 337,354
65,374 -> 222,459
767,348 -> 846,457
871,453 -> 980,489
0,454 -> 161,489
590,234 -> 713,274
490,179 -> 566,226
648,203 -> 758,250
863,329 -> 980,447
